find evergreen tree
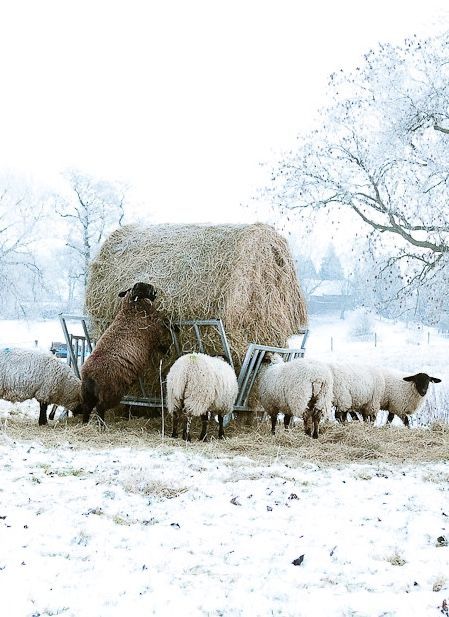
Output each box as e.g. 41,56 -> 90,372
319,245 -> 344,280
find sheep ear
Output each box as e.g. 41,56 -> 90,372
430,376 -> 442,383
118,288 -> 131,298
403,375 -> 417,383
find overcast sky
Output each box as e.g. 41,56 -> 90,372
0,0 -> 447,226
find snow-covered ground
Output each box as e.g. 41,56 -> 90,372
1,312 -> 449,616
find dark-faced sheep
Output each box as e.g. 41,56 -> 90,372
381,370 -> 441,427
79,282 -> 168,424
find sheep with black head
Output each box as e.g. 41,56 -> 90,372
381,370 -> 441,427
79,282 -> 168,424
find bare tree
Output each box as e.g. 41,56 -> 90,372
269,31 -> 449,306
0,182 -> 45,316
55,170 -> 126,297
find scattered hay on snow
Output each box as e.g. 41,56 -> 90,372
3,416 -> 449,465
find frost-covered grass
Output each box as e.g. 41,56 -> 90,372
1,313 -> 449,616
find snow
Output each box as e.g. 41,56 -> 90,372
1,313 -> 449,616
1,440 -> 449,616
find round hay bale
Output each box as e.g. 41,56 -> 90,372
85,222 -> 307,395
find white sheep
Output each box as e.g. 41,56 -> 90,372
258,354 -> 333,439
381,370 -> 441,427
166,352 -> 238,441
329,363 -> 385,424
0,347 -> 82,425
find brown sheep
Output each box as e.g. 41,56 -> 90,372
78,282 -> 168,424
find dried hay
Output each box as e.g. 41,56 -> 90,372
84,223 -> 307,395
3,416 -> 449,465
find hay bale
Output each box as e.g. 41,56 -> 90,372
85,222 -> 307,395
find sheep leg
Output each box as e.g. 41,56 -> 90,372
349,411 -> 359,421
171,409 -> 179,438
218,414 -> 225,439
182,416 -> 192,442
386,412 -> 395,424
303,411 -> 313,437
270,413 -> 278,435
82,403 -> 95,424
284,414 -> 292,429
38,402 -> 48,426
199,412 -> 209,441
48,404 -> 58,421
312,411 -> 321,439
403,415 -> 410,428
336,410 -> 348,423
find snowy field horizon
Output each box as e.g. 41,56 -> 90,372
1,310 -> 449,616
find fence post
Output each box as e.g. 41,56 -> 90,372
374,332 -> 377,347
331,336 -> 333,352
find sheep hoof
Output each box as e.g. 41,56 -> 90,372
171,432 -> 178,439
38,418 -> 47,426
199,434 -> 209,442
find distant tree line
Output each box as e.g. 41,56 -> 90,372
0,170 -> 127,318
295,241 -> 435,323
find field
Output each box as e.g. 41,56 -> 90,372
1,312 -> 449,616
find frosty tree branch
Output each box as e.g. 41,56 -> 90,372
268,30 -> 449,304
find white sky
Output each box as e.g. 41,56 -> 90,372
0,0 -> 447,226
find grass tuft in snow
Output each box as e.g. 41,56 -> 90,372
387,551 -> 406,566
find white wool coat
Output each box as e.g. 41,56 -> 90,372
166,353 -> 238,417
0,347 -> 81,409
258,356 -> 333,419
329,363 -> 385,417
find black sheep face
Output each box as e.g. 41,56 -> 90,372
118,282 -> 157,303
403,373 -> 442,397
